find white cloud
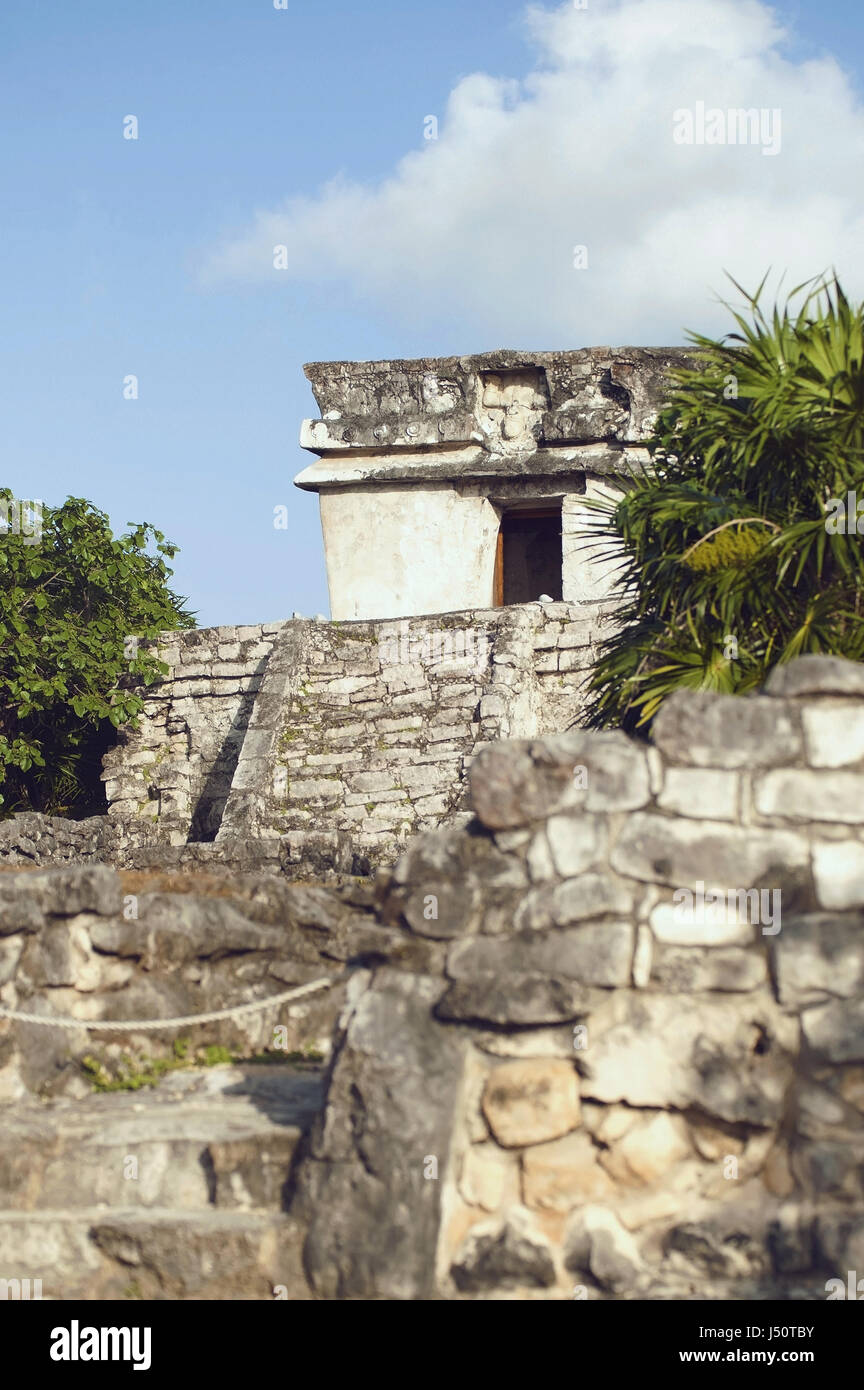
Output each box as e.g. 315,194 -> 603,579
203,0 -> 864,347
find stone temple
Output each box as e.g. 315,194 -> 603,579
82,347 -> 693,868
295,347 -> 692,620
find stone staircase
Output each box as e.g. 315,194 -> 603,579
94,605 -> 605,874
0,1062 -> 324,1300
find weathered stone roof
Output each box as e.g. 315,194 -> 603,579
294,346 -> 697,491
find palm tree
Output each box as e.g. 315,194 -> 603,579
582,274 -> 864,732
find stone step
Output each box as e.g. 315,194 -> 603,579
0,1063 -> 325,1214
0,1207 -> 310,1300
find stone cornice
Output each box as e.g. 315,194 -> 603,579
295,346 -> 698,491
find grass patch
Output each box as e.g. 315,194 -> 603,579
81,1036 -> 324,1093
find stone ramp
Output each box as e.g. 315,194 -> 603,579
0,1064 -> 324,1299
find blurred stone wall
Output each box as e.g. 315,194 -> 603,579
294,655 -> 864,1299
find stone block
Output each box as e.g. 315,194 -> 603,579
428,724 -> 473,743
610,812 -> 808,891
522,1130 -> 615,1210
288,777 -> 344,802
344,789 -> 408,807
526,829 -> 556,882
349,686 -> 389,704
209,662 -> 247,680
649,898 -> 755,946
294,970 -> 466,1299
481,1059 -> 580,1148
802,702 -> 864,768
812,840 -> 864,910
447,922 -> 634,989
755,770 -> 864,823
479,694 -> 508,719
318,675 -> 380,696
237,729 -> 274,760
323,721 -> 366,742
558,622 -> 594,648
600,1111 -> 691,1186
652,689 -> 802,768
545,814 -> 605,876
458,1143 -> 521,1213
306,750 -> 363,767
225,756 -> 266,792
381,665 -> 427,691
450,1210 -> 557,1291
651,945 -> 767,992
434,974 -> 588,1027
412,793 -> 451,817
516,874 -> 634,930
469,731 -> 650,830
657,767 -> 738,821
389,690 -> 436,709
764,655 -> 864,699
400,764 -> 459,792
349,771 -> 398,794
772,915 -> 864,1010
377,716 -> 424,733
583,992 -> 793,1125
563,1205 -> 645,1292
558,650 -> 592,672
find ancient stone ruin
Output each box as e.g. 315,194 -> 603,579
295,348 -> 693,618
64,349 -> 695,867
1,349 -> 863,1302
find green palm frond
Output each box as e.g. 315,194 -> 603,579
580,274 -> 864,732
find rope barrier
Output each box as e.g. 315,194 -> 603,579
0,974 -> 338,1031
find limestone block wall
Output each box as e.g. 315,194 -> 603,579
294,655 -> 864,1300
102,604 -> 613,863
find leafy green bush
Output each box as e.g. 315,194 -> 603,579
583,275 -> 864,732
0,492 -> 194,814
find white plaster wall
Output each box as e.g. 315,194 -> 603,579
562,477 -> 627,603
320,483 -> 501,620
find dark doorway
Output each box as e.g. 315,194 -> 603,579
494,506 -> 563,606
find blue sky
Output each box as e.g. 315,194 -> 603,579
1,0 -> 863,626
